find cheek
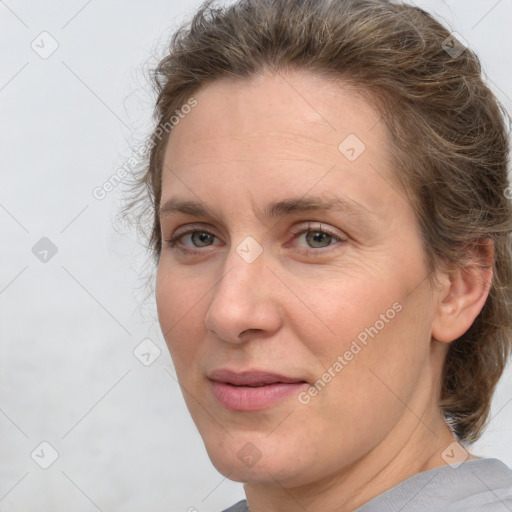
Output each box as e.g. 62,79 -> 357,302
155,265 -> 207,368
285,266 -> 404,355
291,285 -> 431,456
288,263 -> 432,401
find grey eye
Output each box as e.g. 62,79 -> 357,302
190,232 -> 216,247
305,231 -> 333,248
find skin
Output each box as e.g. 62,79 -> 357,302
155,70 -> 492,511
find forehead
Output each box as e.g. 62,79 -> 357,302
166,71 -> 386,164
161,70 -> 408,221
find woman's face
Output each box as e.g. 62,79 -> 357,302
156,71 -> 448,487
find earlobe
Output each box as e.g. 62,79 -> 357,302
431,238 -> 494,344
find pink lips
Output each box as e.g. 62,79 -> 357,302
207,369 -> 308,411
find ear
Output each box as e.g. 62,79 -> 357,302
431,238 -> 494,343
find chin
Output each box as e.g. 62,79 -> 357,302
202,433 -> 314,487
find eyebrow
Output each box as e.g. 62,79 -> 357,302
159,195 -> 376,220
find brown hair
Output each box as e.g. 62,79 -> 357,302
129,0 -> 512,444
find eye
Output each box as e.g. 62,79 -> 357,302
302,230 -> 334,248
164,228 -> 221,250
184,231 -> 216,248
291,224 -> 346,251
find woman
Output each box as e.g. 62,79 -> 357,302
130,0 -> 512,509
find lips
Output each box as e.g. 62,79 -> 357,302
208,369 -> 307,386
207,368 -> 309,411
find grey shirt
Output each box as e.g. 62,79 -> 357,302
221,458 -> 512,511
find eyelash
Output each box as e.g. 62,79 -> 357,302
163,223 -> 347,257
289,224 -> 347,254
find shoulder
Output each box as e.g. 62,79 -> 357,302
358,458 -> 512,512
446,458 -> 512,511
221,499 -> 249,512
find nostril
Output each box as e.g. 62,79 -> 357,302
240,328 -> 262,336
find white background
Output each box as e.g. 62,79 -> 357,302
1,1 -> 512,511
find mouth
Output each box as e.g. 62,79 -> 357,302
207,368 -> 309,411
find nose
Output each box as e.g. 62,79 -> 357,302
204,245 -> 283,343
